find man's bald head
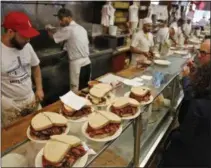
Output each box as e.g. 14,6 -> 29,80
198,39 -> 210,65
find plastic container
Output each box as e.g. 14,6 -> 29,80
109,26 -> 117,36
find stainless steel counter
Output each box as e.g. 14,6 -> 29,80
2,50 -> 193,167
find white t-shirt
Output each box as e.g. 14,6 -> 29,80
170,22 -> 177,29
1,43 -> 40,100
182,23 -> 192,36
129,5 -> 139,22
198,18 -> 207,27
131,30 -> 154,65
156,27 -> 169,44
53,21 -> 90,65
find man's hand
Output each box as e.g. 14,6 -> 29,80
182,66 -> 190,77
148,51 -> 154,60
143,52 -> 150,58
35,89 -> 44,102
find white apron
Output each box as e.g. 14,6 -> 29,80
109,6 -> 115,26
69,58 -> 90,92
2,93 -> 41,127
101,5 -> 109,27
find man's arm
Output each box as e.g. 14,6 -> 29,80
32,65 -> 44,102
46,27 -> 69,44
169,34 -> 177,45
130,46 -> 149,56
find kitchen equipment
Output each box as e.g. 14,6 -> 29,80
109,25 -> 118,36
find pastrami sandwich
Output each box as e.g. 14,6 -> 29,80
42,135 -> 86,168
87,83 -> 112,105
129,86 -> 151,103
30,112 -> 68,140
61,100 -> 92,120
110,97 -> 139,117
86,111 -> 121,139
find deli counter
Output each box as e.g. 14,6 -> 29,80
2,48 -> 197,167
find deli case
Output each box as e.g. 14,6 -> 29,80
2,50 -> 196,167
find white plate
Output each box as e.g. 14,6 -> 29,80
86,93 -> 115,108
35,148 -> 89,168
174,50 -> 188,55
154,60 -> 171,66
59,108 -> 95,123
124,92 -> 154,105
106,105 -> 142,120
81,122 -> 122,142
27,124 -> 70,143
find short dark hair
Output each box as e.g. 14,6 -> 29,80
54,8 -> 72,20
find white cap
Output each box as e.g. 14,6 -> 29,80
142,17 -> 152,25
171,26 -> 178,34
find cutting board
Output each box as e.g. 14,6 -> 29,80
116,66 -> 145,79
89,149 -> 128,167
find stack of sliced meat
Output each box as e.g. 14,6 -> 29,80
30,126 -> 67,140
62,106 -> 92,119
110,105 -> 138,117
86,123 -> 120,138
130,91 -> 151,102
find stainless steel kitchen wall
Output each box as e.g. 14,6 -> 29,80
1,1 -> 94,30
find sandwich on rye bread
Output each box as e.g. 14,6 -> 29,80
61,100 -> 92,120
30,112 -> 68,140
110,97 -> 139,117
86,111 -> 121,138
129,86 -> 151,103
42,135 -> 86,168
87,83 -> 112,105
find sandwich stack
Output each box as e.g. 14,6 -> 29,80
87,83 -> 113,106
61,99 -> 93,120
109,97 -> 140,118
83,111 -> 122,141
129,86 -> 153,104
41,135 -> 87,168
29,112 -> 68,140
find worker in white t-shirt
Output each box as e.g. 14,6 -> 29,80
170,18 -> 184,45
155,20 -> 177,53
1,12 -> 44,127
47,8 -> 91,92
130,18 -> 154,66
182,17 -> 192,40
156,20 -> 169,45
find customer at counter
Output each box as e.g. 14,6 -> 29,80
46,8 -> 91,92
179,39 -> 211,124
1,12 -> 44,127
159,63 -> 211,168
130,17 -> 154,66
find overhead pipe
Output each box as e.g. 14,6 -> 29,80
1,1 -> 65,7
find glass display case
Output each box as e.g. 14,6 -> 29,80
2,51 -> 196,167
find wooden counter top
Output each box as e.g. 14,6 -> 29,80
1,66 -> 144,154
2,101 -> 61,153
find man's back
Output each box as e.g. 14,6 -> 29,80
64,22 -> 89,60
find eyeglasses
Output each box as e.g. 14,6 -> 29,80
198,50 -> 210,56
